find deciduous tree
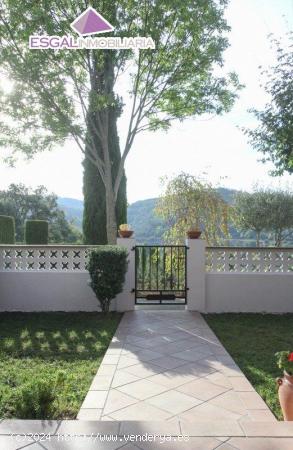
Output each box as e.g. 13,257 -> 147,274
243,34 -> 293,175
0,0 -> 240,243
156,173 -> 230,245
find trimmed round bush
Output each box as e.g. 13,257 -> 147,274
25,220 -> 49,245
0,215 -> 15,244
87,246 -> 128,313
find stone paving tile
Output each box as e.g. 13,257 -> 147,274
134,437 -> 222,450
180,420 -> 244,437
111,370 -> 141,388
0,420 -> 60,435
247,409 -> 276,422
237,392 -> 269,410
77,409 -> 102,420
150,356 -> 189,370
78,310 -> 277,424
116,356 -> 142,370
146,390 -> 202,415
228,377 -> 254,392
109,402 -> 172,421
81,391 -> 108,409
176,378 -> 230,401
27,437 -> 128,450
89,376 -> 113,390
228,437 -> 293,450
102,390 -> 138,416
97,365 -> 117,377
0,435 -> 34,450
209,391 -> 247,416
148,370 -> 197,388
172,349 -> 212,363
122,362 -> 165,378
126,349 -> 163,362
171,360 -> 217,378
119,420 -> 181,435
240,421 -> 293,437
178,402 -> 243,422
57,420 -> 120,435
117,379 -> 169,400
205,371 -> 232,388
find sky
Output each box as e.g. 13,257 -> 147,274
0,0 -> 292,204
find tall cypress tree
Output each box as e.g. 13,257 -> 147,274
83,105 -> 127,245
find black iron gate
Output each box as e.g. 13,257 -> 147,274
134,245 -> 187,305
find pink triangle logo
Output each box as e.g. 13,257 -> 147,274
71,7 -> 114,36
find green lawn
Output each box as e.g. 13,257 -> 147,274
204,314 -> 293,420
0,312 -> 121,419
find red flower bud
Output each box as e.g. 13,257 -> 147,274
288,352 -> 293,362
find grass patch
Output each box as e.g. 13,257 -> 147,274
0,312 -> 121,419
204,313 -> 293,420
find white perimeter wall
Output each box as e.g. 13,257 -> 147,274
0,272 -> 104,312
206,273 -> 293,313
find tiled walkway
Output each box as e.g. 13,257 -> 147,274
78,310 -> 276,423
1,310 -> 293,449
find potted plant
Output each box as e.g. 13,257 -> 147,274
275,351 -> 293,420
118,224 -> 134,238
187,223 -> 202,239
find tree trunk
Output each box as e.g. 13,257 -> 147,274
256,231 -> 260,247
105,176 -> 118,244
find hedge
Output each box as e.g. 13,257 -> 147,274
87,246 -> 128,313
25,220 -> 49,245
0,215 -> 15,244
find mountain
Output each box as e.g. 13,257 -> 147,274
58,188 -> 242,244
58,197 -> 84,229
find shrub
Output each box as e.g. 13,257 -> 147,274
25,220 -> 49,244
0,215 -> 15,244
87,246 -> 128,313
14,370 -> 67,419
15,377 -> 55,419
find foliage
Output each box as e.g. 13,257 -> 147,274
205,313 -> 293,420
0,0 -> 241,242
87,246 -> 128,312
82,101 -> 127,245
0,312 -> 121,419
265,190 -> 293,246
0,184 -> 82,243
0,215 -> 15,244
156,173 -> 231,245
14,371 -> 66,419
25,220 -> 49,245
275,351 -> 293,375
234,189 -> 270,247
243,33 -> 293,175
234,187 -> 293,247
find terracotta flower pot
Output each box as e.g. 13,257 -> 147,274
277,371 -> 293,420
118,230 -> 134,238
187,230 -> 202,239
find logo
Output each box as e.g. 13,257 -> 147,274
29,7 -> 155,50
70,7 -> 114,36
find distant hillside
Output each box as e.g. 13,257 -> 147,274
58,187 -> 243,244
58,197 -> 83,229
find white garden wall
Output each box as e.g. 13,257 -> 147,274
0,239 -> 135,312
0,272 -> 103,312
206,273 -> 293,313
0,241 -> 292,313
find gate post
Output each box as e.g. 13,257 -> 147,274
186,239 -> 206,312
116,237 -> 136,312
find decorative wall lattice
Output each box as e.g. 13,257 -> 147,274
0,246 -> 97,272
206,247 -> 293,273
